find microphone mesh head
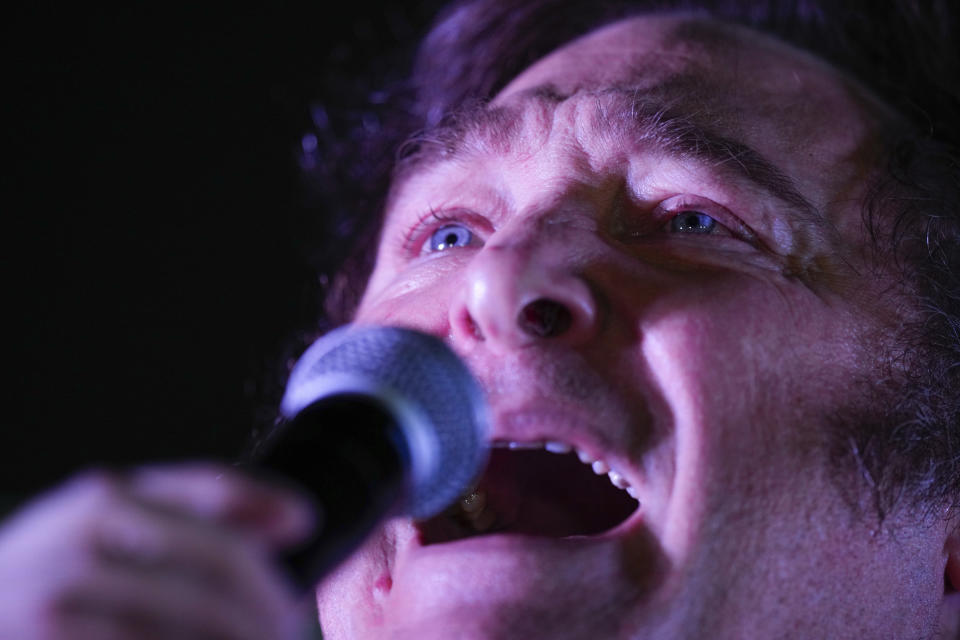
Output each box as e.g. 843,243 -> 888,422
280,325 -> 489,519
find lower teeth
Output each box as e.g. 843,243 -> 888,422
460,490 -> 497,532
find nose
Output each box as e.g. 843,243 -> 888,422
450,235 -> 599,351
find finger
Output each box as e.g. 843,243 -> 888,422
93,498 -> 298,630
56,563 -> 288,640
44,604 -> 171,640
0,471 -> 128,590
4,470 -> 300,640
127,463 -> 315,547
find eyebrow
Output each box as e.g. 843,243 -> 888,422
393,87 -> 823,224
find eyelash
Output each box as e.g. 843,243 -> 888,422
400,197 -> 759,257
653,198 -> 758,245
400,207 -> 476,257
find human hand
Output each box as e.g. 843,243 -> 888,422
0,464 -> 315,640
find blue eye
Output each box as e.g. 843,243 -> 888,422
426,224 -> 474,252
669,211 -> 718,234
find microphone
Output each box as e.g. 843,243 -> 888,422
251,325 -> 489,590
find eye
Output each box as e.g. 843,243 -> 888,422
425,223 -> 475,252
668,210 -> 721,235
638,195 -> 758,247
400,208 -> 489,258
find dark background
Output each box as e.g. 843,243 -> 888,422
5,2 -> 445,513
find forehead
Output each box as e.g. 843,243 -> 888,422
389,15 -> 890,244
495,15 -> 886,184
497,14 -> 875,121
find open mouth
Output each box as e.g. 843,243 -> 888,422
418,441 -> 640,545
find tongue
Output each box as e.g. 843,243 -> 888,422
418,449 -> 638,544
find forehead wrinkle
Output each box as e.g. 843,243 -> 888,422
393,90 -> 566,183
392,85 -> 831,245
594,88 -> 824,223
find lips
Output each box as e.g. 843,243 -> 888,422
417,440 -> 640,544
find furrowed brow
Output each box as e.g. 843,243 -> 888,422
602,91 -> 823,223
392,100 -> 530,185
393,89 -> 823,228
391,86 -> 578,189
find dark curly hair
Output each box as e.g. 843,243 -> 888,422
298,0 -> 959,519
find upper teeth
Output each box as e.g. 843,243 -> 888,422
544,440 -> 571,454
492,440 -> 639,501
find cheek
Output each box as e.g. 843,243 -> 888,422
356,260 -> 468,332
640,275 -> 868,481
636,278 -> 850,561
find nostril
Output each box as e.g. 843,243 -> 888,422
517,298 -> 573,338
466,313 -> 483,340
453,306 -> 485,342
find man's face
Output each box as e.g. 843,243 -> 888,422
316,16 -> 949,639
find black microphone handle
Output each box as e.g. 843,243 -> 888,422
251,393 -> 411,592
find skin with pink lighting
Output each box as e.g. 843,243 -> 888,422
0,12 -> 957,640
318,16 -> 960,640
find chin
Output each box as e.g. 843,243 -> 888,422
317,439 -> 673,640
